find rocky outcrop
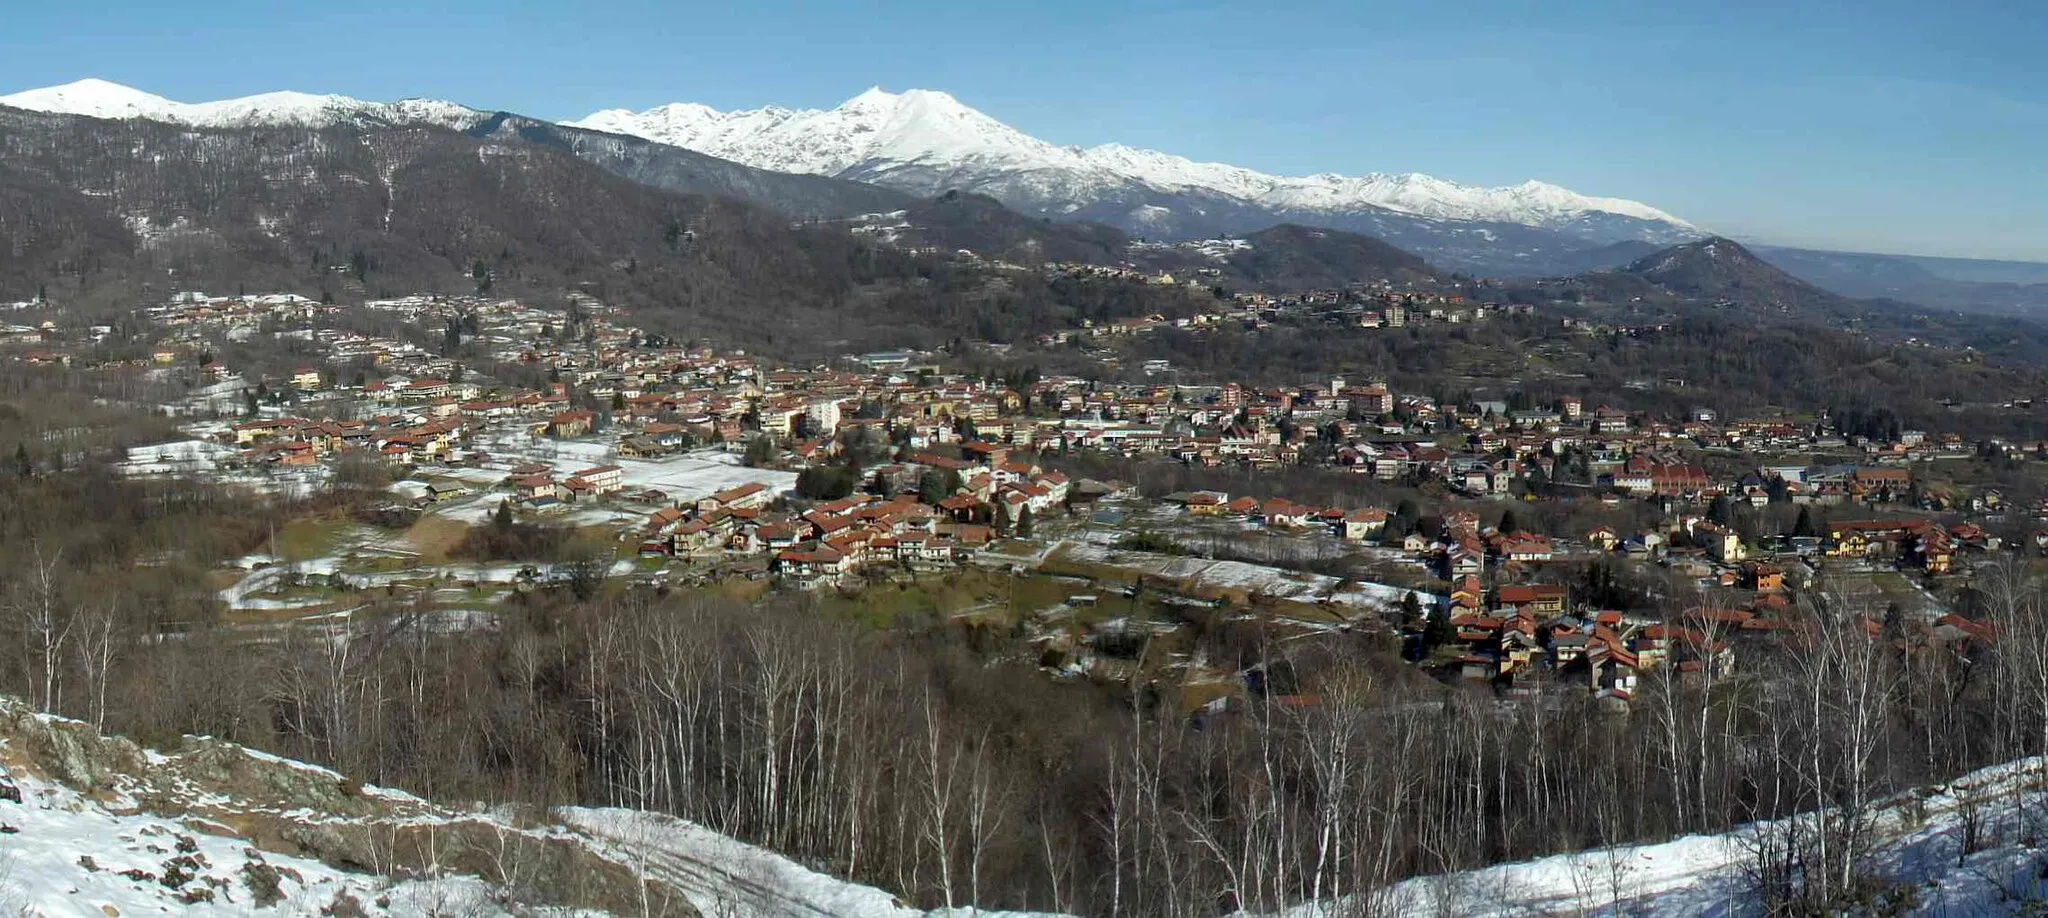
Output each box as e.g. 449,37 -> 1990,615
0,700 -> 698,916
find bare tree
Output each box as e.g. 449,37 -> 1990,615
8,544 -> 71,713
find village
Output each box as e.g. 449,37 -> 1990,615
6,281 -> 2047,709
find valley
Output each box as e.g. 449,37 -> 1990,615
1,55 -> 2048,918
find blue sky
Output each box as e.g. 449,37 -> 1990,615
5,0 -> 2046,260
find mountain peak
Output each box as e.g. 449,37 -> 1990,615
1626,235 -> 1761,271
842,85 -> 898,108
1618,235 -> 1837,306
1,77 -> 178,119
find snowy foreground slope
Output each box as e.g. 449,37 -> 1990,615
14,692 -> 2044,918
1300,758 -> 2048,917
0,698 -> 1062,917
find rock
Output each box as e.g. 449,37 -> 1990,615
99,906 -> 119,918
323,889 -> 368,918
0,779 -> 20,803
241,859 -> 285,908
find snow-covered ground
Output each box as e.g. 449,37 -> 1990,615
116,439 -> 239,477
1273,757 -> 2048,917
1058,541 -> 1440,616
471,434 -> 797,505
0,700 -> 1070,917
565,809 -> 1068,918
0,747 -> 531,916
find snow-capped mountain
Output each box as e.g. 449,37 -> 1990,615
0,77 -> 487,131
0,78 -> 1701,275
570,87 -> 1697,242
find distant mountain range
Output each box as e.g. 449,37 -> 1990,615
0,77 -> 488,130
569,87 -> 1704,274
570,88 -> 1694,237
5,78 -> 2047,314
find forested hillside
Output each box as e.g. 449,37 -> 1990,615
0,106 -> 1221,356
466,110 -> 919,219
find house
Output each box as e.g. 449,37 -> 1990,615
425,480 -> 472,502
1446,547 -> 1485,578
1260,499 -> 1313,528
1351,384 -> 1393,416
643,506 -> 686,537
1339,507 -> 1389,542
1694,521 -> 1747,563
570,464 -> 624,496
549,410 -> 596,439
512,474 -> 560,502
1496,584 -> 1567,616
775,545 -> 848,584
1744,563 -> 1785,593
1497,534 -> 1555,564
1587,526 -> 1620,552
1850,467 -> 1911,502
1450,575 -> 1484,612
703,481 -> 773,512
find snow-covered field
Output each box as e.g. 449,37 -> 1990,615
472,434 -> 797,504
116,439 -> 239,476
1058,541 -> 1439,615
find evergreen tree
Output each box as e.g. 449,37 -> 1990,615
1708,495 -> 1735,526
1498,508 -> 1520,535
1793,505 -> 1817,539
1393,499 -> 1421,536
493,500 -> 515,533
1016,505 -> 1035,539
12,443 -> 30,477
1424,602 -> 1455,649
796,466 -> 856,501
918,469 -> 962,505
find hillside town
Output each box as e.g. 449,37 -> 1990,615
5,285 -> 2046,707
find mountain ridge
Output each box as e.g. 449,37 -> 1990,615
0,79 -> 1702,276
569,86 -> 1699,237
0,77 -> 487,130
11,79 -> 2048,312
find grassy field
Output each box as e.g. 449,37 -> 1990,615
402,514 -> 471,562
1869,571 -> 1931,614
267,517 -> 356,562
